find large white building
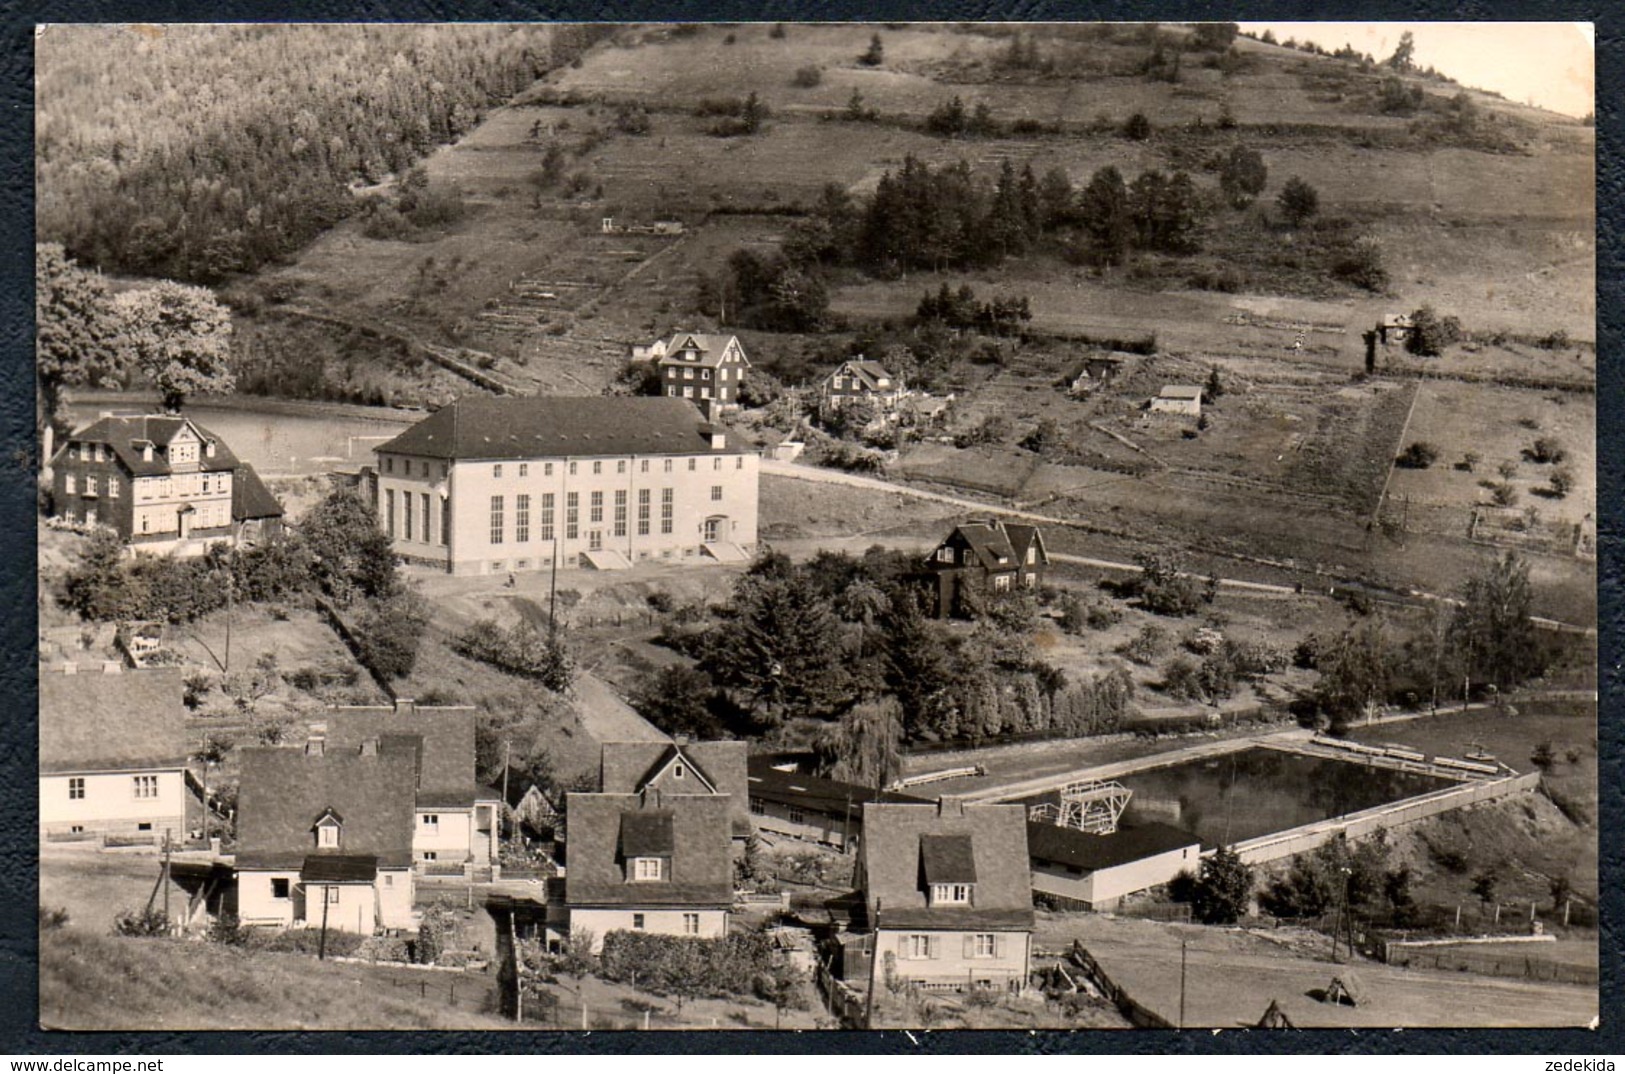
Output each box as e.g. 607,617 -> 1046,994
368,396 -> 759,576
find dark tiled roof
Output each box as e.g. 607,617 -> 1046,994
236,746 -> 417,870
745,758 -> 928,816
39,668 -> 189,774
375,397 -> 737,461
827,360 -> 897,391
861,802 -> 1034,930
919,834 -> 977,885
601,740 -> 751,836
55,415 -> 240,477
1025,820 -> 1200,872
301,854 -> 379,882
232,464 -> 284,522
931,521 -> 1047,573
322,706 -> 485,808
564,791 -> 733,908
618,811 -> 675,856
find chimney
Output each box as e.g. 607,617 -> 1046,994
205,439 -> 216,458
937,796 -> 966,818
360,737 -> 379,757
305,736 -> 326,757
142,443 -> 154,463
394,697 -> 416,716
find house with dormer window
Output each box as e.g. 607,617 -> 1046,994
48,413 -> 283,556
650,332 -> 751,408
819,359 -> 905,418
919,520 -> 1049,618
856,799 -> 1034,993
235,738 -> 417,933
559,739 -> 748,950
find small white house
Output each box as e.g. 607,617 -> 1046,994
39,665 -> 198,844
1149,384 -> 1204,417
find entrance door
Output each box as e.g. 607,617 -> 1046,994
588,529 -> 603,551
704,516 -> 726,543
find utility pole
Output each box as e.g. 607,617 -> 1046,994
502,740 -> 513,849
864,899 -> 882,1030
1178,939 -> 1188,1030
161,830 -> 171,924
318,886 -> 331,960
549,536 -> 560,641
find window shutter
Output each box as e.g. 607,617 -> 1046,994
993,934 -> 1005,959
963,935 -> 976,960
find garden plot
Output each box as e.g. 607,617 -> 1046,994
1384,381 -> 1595,530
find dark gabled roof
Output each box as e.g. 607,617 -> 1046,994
919,834 -> 978,885
232,464 -> 284,522
827,360 -> 897,391
618,811 -> 675,857
39,668 -> 190,774
861,802 -> 1034,930
236,746 -> 417,870
300,854 -> 379,882
930,521 -> 1048,573
1025,820 -> 1200,873
375,396 -> 738,462
745,758 -> 929,816
600,740 -> 751,836
488,766 -> 557,812
54,414 -> 240,477
322,705 -> 484,809
564,792 -> 734,908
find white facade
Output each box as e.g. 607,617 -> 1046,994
237,868 -> 415,933
375,450 -> 759,576
39,768 -> 189,840
569,907 -> 729,952
1029,842 -> 1200,910
872,928 -> 1030,991
414,804 -> 499,866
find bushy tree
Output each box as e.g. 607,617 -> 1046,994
37,244 -> 125,452
114,281 -> 235,412
1122,112 -> 1152,140
859,34 -> 884,66
1406,305 -> 1463,357
353,587 -> 429,682
1192,845 -> 1252,923
1395,441 -> 1439,469
1078,166 -> 1134,266
1385,31 -> 1416,72
1314,618 -> 1391,730
1134,550 -> 1205,616
631,665 -> 723,738
1218,146 -> 1267,208
1276,176 -> 1320,227
815,697 -> 903,789
300,486 -> 399,604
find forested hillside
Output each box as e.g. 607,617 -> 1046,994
35,24 -> 607,282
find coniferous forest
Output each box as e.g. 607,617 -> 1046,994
35,24 -> 608,283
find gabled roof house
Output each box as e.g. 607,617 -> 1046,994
857,799 -> 1035,993
919,519 -> 1049,618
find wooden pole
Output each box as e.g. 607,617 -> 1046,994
162,830 -> 171,924
864,899 -> 882,1030
502,740 -> 512,848
319,886 -> 331,960
1178,939 -> 1187,1030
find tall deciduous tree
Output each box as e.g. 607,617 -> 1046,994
36,243 -> 125,457
299,485 -> 399,605
1315,617 -> 1391,729
817,697 -> 904,790
1451,551 -> 1538,689
1192,844 -> 1252,924
114,281 -> 235,412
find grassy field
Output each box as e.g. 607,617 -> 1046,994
1038,913 -> 1595,1028
40,927 -> 510,1030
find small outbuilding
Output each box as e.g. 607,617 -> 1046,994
1149,385 -> 1203,417
1378,313 -> 1414,346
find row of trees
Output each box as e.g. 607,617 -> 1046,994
38,25 -> 608,282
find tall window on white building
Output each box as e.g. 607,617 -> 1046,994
490,496 -> 505,545
614,490 -> 627,538
566,492 -> 579,539
540,493 -> 555,541
661,488 -> 674,535
637,489 -> 650,536
516,494 -> 531,543
590,490 -> 603,524
385,490 -> 396,537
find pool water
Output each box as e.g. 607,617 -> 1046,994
1024,747 -> 1455,849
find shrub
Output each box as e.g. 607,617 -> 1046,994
1490,482 -> 1519,507
114,907 -> 171,937
39,905 -> 70,931
1122,112 -> 1152,140
1527,437 -> 1567,464
1547,468 -> 1575,498
792,66 -> 822,88
207,912 -> 248,946
1407,306 -> 1463,357
1395,441 -> 1439,469
859,34 -> 884,67
1120,624 -> 1168,665
1277,176 -> 1320,226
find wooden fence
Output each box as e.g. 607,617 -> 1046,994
1067,941 -> 1173,1029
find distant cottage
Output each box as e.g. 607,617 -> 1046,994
920,520 -> 1049,618
1149,384 -> 1203,417
819,359 -> 904,417
369,396 -> 760,576
48,413 -> 284,555
1378,313 -> 1414,346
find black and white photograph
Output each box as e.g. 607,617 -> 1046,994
31,20 -> 1598,1034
